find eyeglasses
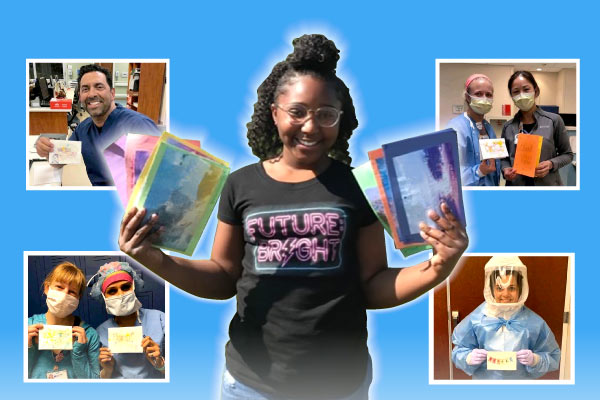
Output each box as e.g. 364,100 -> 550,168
275,104 -> 343,128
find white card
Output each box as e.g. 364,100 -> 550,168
49,140 -> 81,165
486,351 -> 517,371
38,325 -> 73,350
479,138 -> 509,160
108,326 -> 143,353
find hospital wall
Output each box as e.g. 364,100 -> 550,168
439,63 -> 577,128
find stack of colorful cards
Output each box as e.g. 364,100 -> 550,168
104,132 -> 229,256
353,129 -> 465,257
127,132 -> 230,256
104,133 -> 202,206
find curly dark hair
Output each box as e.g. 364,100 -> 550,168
77,64 -> 113,91
247,34 -> 358,165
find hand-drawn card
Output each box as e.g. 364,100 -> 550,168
128,135 -> 230,256
353,161 -> 392,233
103,135 -> 128,205
486,351 -> 517,371
108,326 -> 143,353
126,133 -> 203,200
368,149 -> 432,257
479,138 -> 509,160
38,325 -> 73,350
159,132 -> 224,165
382,129 -> 465,244
513,133 -> 543,178
48,140 -> 81,165
125,134 -> 160,200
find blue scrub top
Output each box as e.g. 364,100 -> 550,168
96,308 -> 166,379
70,104 -> 160,186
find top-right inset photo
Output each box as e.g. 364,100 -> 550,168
437,60 -> 578,189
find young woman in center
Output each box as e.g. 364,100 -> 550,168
119,34 -> 468,399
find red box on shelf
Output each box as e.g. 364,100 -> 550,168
502,104 -> 511,116
50,98 -> 72,110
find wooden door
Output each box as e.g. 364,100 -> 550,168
137,63 -> 166,124
97,63 -> 113,77
433,255 -> 568,380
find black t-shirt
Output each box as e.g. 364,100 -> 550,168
218,159 -> 377,398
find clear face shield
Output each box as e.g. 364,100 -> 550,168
483,256 -> 529,318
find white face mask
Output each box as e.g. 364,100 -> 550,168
102,286 -> 142,316
468,94 -> 493,115
512,92 -> 536,111
46,288 -> 79,318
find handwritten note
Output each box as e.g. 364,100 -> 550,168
479,138 -> 508,160
486,351 -> 517,370
513,134 -> 543,177
108,326 -> 143,353
38,325 -> 73,350
49,140 -> 81,165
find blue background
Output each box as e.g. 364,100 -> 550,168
5,1 -> 594,398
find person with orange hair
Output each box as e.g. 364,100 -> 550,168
27,262 -> 100,379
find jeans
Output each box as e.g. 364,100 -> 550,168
220,357 -> 372,400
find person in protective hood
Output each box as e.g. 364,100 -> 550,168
89,261 -> 165,378
451,256 -> 560,379
27,261 -> 101,379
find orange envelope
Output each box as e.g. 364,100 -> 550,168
513,134 -> 543,178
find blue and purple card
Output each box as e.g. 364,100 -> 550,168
382,129 -> 465,243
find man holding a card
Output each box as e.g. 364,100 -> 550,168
447,74 -> 501,186
27,262 -> 101,379
451,256 -> 560,379
35,64 -> 160,186
89,262 -> 165,379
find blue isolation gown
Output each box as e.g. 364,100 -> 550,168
452,303 -> 560,379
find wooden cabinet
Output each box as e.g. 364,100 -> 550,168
29,110 -> 69,135
127,62 -> 166,124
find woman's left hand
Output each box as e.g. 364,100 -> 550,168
535,160 -> 553,178
419,203 -> 469,274
142,336 -> 162,362
72,326 -> 88,344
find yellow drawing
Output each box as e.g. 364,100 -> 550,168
38,325 -> 73,350
108,326 -> 143,353
479,138 -> 509,160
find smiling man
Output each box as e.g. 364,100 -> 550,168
35,64 -> 160,186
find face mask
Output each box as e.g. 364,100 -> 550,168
103,288 -> 142,316
468,95 -> 493,115
512,92 -> 535,111
46,288 -> 79,318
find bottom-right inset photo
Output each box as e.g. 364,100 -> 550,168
431,254 -> 573,383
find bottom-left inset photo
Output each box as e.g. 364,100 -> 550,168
24,252 -> 168,381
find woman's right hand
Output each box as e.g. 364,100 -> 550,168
479,159 -> 496,176
119,207 -> 163,264
503,167 -> 518,181
27,323 -> 44,348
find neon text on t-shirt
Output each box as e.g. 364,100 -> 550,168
245,207 -> 347,270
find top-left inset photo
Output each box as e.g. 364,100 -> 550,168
27,59 -> 169,189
